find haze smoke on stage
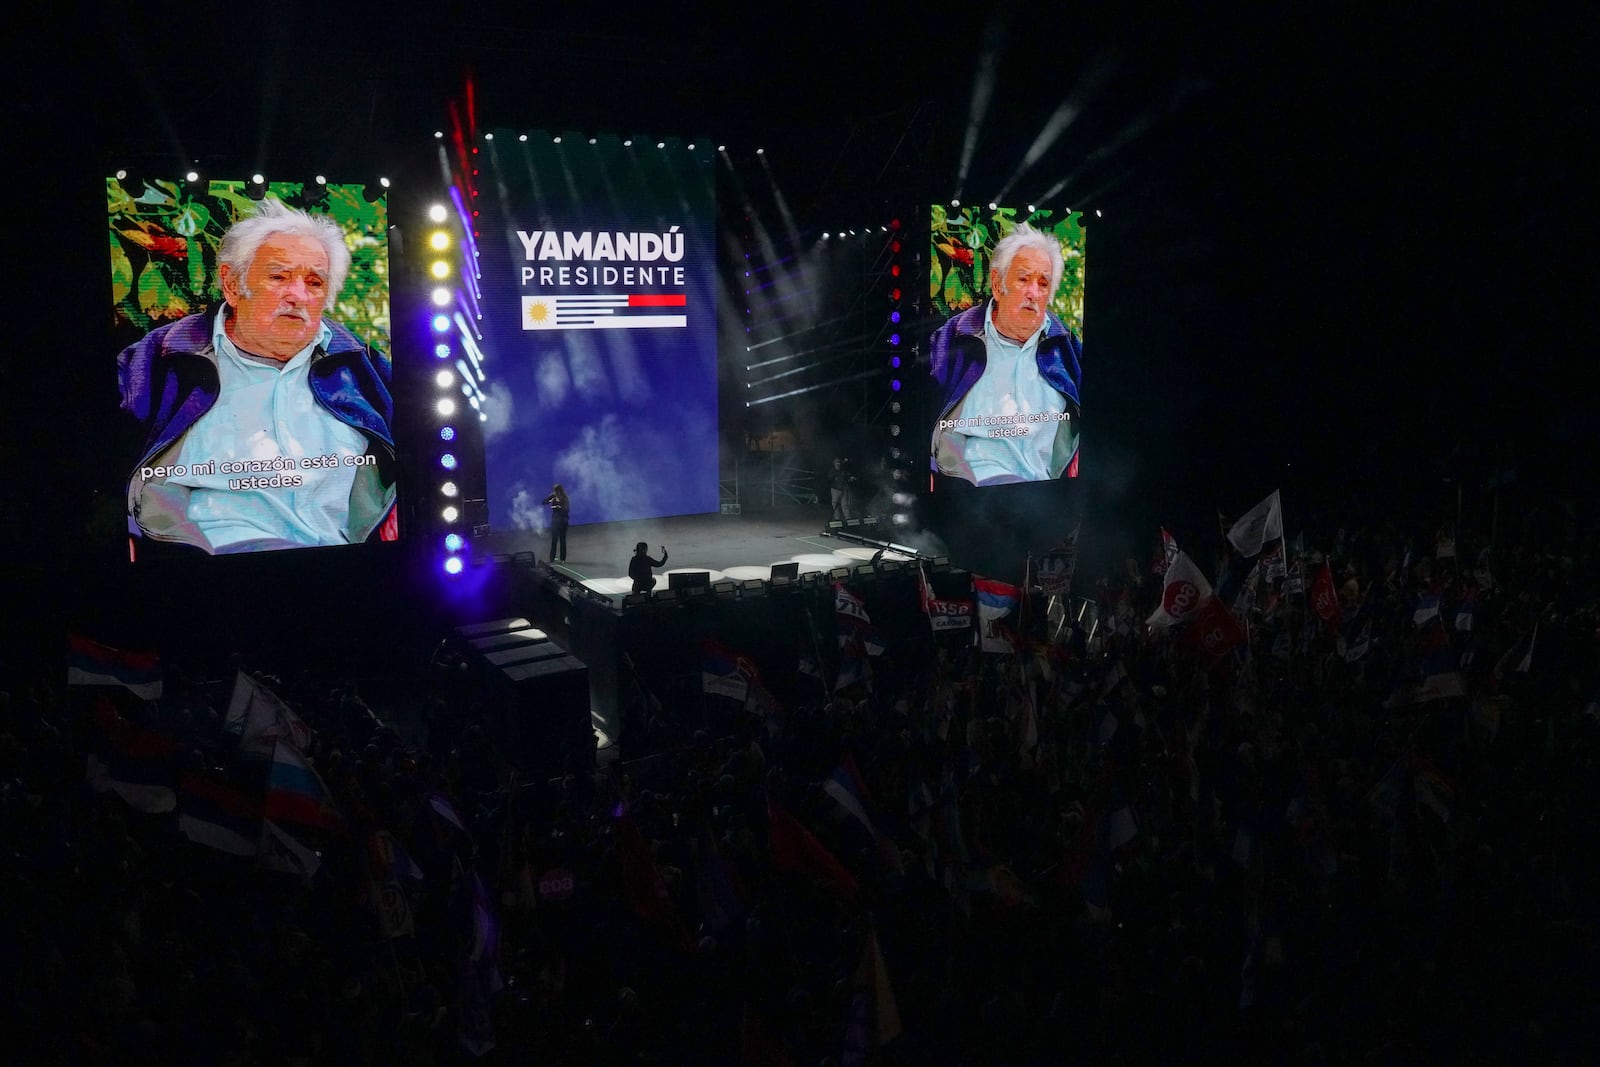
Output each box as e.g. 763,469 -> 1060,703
508,484 -> 544,532
483,381 -> 517,440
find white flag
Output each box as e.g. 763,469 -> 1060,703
1147,550 -> 1214,628
1227,490 -> 1284,558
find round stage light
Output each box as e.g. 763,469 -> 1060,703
890,447 -> 902,459
483,133 -> 494,141
428,204 -> 448,222
431,288 -> 451,307
445,533 -> 463,552
891,401 -> 901,414
889,334 -> 901,346
442,505 -> 459,522
1096,209 -> 1102,217
440,453 -> 458,470
893,513 -> 909,526
718,144 -> 726,151
441,481 -> 458,497
440,426 -> 455,441
379,177 -> 391,188
430,231 -> 451,251
315,175 -> 326,185
891,380 -> 901,392
432,315 -> 451,333
431,261 -> 451,279
756,147 -> 764,154
1028,204 -> 1036,213
553,136 -> 562,143
436,398 -> 456,416
434,344 -> 451,360
116,169 -> 127,180
444,556 -> 464,575
950,198 -> 960,207
988,201 -> 996,210
434,130 -> 443,138
891,288 -> 901,301
890,311 -> 901,323
890,357 -> 901,369
890,264 -> 900,277
890,423 -> 901,436
478,412 -> 488,422
436,370 -> 454,388
251,173 -> 264,185
623,139 -> 632,146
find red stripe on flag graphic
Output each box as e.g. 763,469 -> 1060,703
628,293 -> 686,307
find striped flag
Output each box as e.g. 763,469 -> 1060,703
176,772 -> 261,856
67,635 -> 162,699
701,640 -> 751,701
521,292 -> 687,330
263,739 -> 340,831
974,576 -> 1022,654
85,698 -> 176,813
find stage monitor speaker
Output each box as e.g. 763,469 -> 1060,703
769,561 -> 799,582
668,570 -> 710,591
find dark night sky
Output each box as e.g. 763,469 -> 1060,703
6,3 -> 1594,588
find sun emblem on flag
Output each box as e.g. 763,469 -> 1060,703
527,300 -> 551,324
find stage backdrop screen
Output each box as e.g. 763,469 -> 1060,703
473,132 -> 719,532
108,177 -> 395,558
926,205 -> 1085,488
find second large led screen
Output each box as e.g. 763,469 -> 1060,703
927,206 -> 1085,487
474,134 -> 719,531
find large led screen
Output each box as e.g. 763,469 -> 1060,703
472,133 -> 719,532
927,206 -> 1085,487
108,177 -> 394,557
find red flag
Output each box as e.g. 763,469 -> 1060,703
1185,596 -> 1245,660
767,800 -> 858,898
1310,562 -> 1342,633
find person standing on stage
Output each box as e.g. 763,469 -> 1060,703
829,458 -> 855,521
629,542 -> 669,593
543,483 -> 569,562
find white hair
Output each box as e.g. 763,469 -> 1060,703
217,197 -> 351,310
990,223 -> 1064,298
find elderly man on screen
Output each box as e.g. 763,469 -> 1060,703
929,223 -> 1082,486
118,198 -> 395,554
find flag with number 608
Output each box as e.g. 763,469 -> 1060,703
1147,550 -> 1214,628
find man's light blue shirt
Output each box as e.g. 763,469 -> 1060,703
170,311 -> 366,549
945,302 -> 1068,484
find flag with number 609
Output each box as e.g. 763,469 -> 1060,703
1147,550 -> 1213,628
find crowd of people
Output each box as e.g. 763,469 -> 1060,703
4,490 -> 1598,1065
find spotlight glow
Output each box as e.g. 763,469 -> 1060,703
428,204 -> 447,222
434,344 -> 450,360
589,137 -> 597,144
430,261 -> 451,279
890,311 -> 901,323
440,426 -> 455,441
185,171 -> 199,182
441,481 -> 458,497
519,134 -> 528,141
890,356 -> 901,369
444,556 -> 464,575
889,334 -> 901,345
445,533 -> 463,552
432,315 -> 451,332
430,288 -> 451,306
442,505 -> 459,522
891,380 -> 902,392
379,177 -> 391,188
251,173 -> 264,185
553,136 -> 562,143
756,147 -> 764,154
315,175 -> 326,185
623,139 -> 632,146
435,370 -> 454,388
951,198 -> 960,207
440,454 -> 458,470
656,141 -> 665,149
436,398 -> 456,416
430,231 -> 451,250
